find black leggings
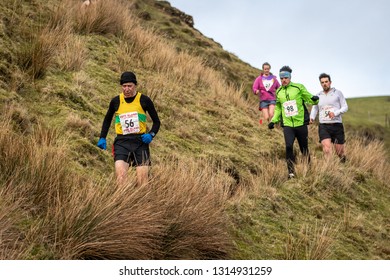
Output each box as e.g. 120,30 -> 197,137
283,125 -> 310,174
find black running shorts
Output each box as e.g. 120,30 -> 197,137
113,135 -> 151,166
318,123 -> 345,144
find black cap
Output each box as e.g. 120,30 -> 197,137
120,71 -> 137,85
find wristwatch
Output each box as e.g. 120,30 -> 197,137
150,132 -> 156,138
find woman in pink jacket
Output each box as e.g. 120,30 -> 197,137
252,62 -> 280,123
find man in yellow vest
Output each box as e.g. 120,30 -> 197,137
97,71 -> 160,187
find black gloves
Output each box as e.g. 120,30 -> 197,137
311,95 -> 319,101
268,122 -> 275,129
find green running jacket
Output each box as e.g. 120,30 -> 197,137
271,82 -> 319,127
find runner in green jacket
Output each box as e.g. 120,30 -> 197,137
268,66 -> 319,179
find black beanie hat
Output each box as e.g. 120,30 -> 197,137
120,71 -> 137,85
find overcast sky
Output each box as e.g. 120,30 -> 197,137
168,0 -> 390,98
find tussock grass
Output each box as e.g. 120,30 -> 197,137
298,157 -> 355,194
285,222 -> 339,260
54,34 -> 87,71
0,107 -> 232,259
0,189 -> 26,260
149,159 -> 233,259
65,113 -> 93,137
0,109 -> 71,215
18,26 -> 63,79
47,178 -> 165,260
16,25 -> 84,80
71,0 -> 131,36
347,137 -> 390,185
47,158 -> 233,260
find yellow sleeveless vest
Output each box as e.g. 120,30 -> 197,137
115,92 -> 147,135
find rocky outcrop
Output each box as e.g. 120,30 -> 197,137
154,1 -> 194,27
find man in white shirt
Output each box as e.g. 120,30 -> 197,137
310,73 -> 348,162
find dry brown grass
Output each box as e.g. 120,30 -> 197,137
149,158 -> 234,259
347,137 -> 390,185
0,189 -> 27,260
71,0 -> 131,36
16,25 -> 85,79
285,222 -> 339,260
342,204 -> 365,232
1,0 -> 241,258
54,33 -> 87,71
229,123 -> 390,259
65,113 -> 93,138
0,106 -> 233,259
46,158 -> 233,260
297,134 -> 390,195
18,26 -> 63,79
13,0 -> 250,112
0,110 -> 70,215
297,156 -> 355,194
16,0 -> 130,80
46,178 -> 166,260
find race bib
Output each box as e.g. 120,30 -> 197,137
262,78 -> 274,91
119,112 -> 140,134
283,100 -> 298,117
319,105 -> 334,121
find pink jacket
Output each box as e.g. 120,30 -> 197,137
252,74 -> 280,101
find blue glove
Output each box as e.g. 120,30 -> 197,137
141,133 -> 153,144
268,122 -> 275,129
97,138 -> 107,150
311,95 -> 319,101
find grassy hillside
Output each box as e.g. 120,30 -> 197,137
135,0 -> 259,96
344,96 -> 390,155
0,0 -> 389,260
